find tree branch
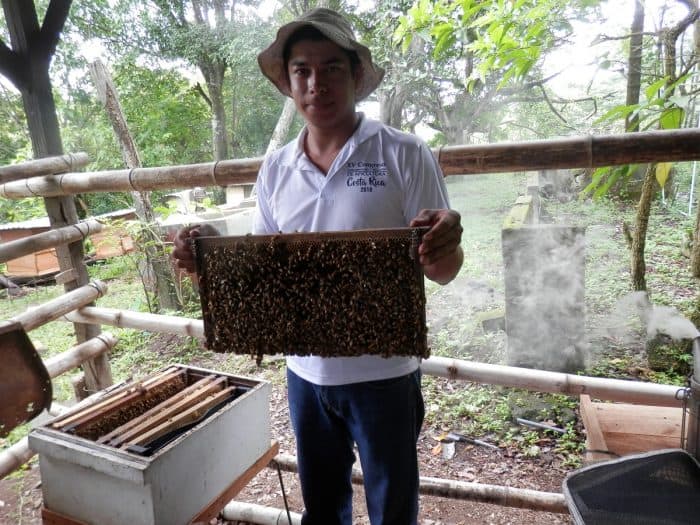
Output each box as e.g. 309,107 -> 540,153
595,31 -> 658,43
38,0 -> 73,58
194,82 -> 212,109
0,38 -> 24,88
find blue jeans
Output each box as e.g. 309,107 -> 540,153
287,368 -> 425,525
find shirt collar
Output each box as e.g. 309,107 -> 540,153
286,112 -> 382,165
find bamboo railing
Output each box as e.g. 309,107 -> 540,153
1,129 -> 700,199
62,306 -> 683,407
0,281 -> 107,333
272,454 -> 568,513
0,286 -> 118,480
0,152 -> 90,184
0,219 -> 103,264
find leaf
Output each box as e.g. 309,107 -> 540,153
644,77 -> 668,101
660,107 -> 684,130
655,163 -> 673,187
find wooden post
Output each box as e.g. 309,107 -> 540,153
89,59 -> 179,312
1,0 -> 112,393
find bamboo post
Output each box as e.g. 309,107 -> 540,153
0,280 -> 108,333
0,152 -> 90,184
271,453 -> 568,514
2,129 -> 700,199
221,501 -> 301,525
421,356 -> 683,407
43,333 -> 118,378
0,437 -> 33,481
0,219 -> 103,263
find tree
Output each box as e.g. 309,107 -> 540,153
391,0 -> 604,144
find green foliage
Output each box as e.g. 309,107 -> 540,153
113,62 -> 213,165
584,74 -> 692,198
222,19 -> 289,157
395,0 -> 598,88
0,197 -> 46,223
0,86 -> 30,166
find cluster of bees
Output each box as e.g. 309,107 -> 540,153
197,230 -> 429,364
73,377 -> 186,441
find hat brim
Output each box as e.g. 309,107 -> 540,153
257,19 -> 385,101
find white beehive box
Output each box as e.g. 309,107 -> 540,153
28,365 -> 271,525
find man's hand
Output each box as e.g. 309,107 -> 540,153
410,209 -> 464,285
172,224 -> 220,274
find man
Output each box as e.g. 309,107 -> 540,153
173,8 -> 463,525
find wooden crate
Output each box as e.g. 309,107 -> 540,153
579,394 -> 683,463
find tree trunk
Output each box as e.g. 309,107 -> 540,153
1,0 -> 112,392
625,0 -> 645,132
631,164 -> 657,291
201,61 -> 229,161
692,180 -> 700,277
89,59 -> 179,312
266,98 -> 297,154
378,87 -> 405,129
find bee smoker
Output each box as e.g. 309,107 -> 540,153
683,336 -> 700,459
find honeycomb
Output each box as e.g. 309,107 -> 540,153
195,228 -> 429,364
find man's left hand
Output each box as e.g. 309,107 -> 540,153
410,209 -> 464,284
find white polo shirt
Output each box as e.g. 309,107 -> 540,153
253,114 -> 450,385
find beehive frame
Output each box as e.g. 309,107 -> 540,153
194,228 -> 429,363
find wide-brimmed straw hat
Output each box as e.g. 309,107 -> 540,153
257,8 -> 385,101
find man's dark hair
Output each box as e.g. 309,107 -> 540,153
283,26 -> 360,72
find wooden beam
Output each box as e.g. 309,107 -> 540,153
579,394 -> 610,463
3,0 -> 110,394
191,442 -> 281,525
38,0 -> 72,57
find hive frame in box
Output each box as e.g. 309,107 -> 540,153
28,364 -> 271,525
194,227 -> 429,362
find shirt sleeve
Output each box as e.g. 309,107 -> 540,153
402,140 -> 451,223
252,158 -> 279,235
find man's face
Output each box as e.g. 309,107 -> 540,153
286,38 -> 361,130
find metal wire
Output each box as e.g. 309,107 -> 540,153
678,385 -> 691,449
275,461 -> 294,525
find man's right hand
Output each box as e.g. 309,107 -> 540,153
172,224 -> 220,274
